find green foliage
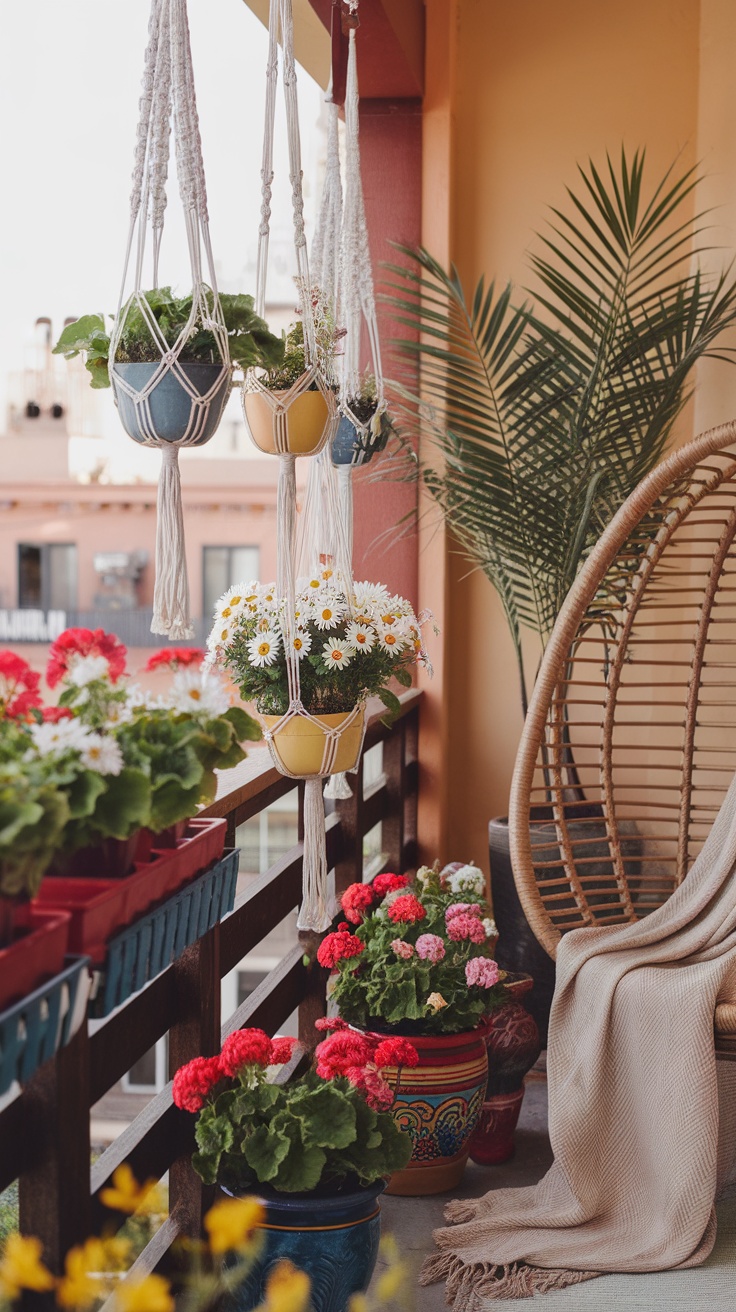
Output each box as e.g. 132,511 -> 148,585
387,148 -> 736,712
261,286 -> 338,390
53,288 -> 284,389
193,1070 -> 411,1194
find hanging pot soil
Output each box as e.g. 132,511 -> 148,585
220,1179 -> 385,1312
35,817 -> 226,964
0,905 -> 71,1012
112,361 -> 231,446
244,387 -> 331,456
331,411 -> 390,467
358,1025 -> 488,1196
261,709 -> 365,777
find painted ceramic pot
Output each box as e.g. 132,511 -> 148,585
331,410 -> 391,467
261,709 -> 365,777
112,361 -> 231,445
244,386 -> 333,456
221,1180 -> 385,1312
364,1026 -> 488,1195
468,973 -> 542,1166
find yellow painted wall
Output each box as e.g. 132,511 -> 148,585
421,0 -> 736,871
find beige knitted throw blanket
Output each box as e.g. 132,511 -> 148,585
421,778 -> 736,1306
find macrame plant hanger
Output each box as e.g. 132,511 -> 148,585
246,0 -> 362,931
110,0 -> 231,640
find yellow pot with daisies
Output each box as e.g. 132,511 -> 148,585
205,578 -> 433,779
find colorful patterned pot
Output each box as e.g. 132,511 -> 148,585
365,1026 -> 488,1196
468,973 -> 542,1166
220,1180 -> 384,1312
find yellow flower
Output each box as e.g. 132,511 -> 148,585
204,1196 -> 265,1255
99,1164 -> 165,1216
347,1295 -> 369,1312
259,1261 -> 311,1312
57,1239 -> 108,1309
426,991 -> 448,1013
0,1234 -> 54,1299
114,1274 -> 174,1312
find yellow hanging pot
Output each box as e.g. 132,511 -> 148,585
262,709 -> 365,777
244,388 -> 332,456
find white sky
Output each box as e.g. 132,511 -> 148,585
0,0 -> 325,474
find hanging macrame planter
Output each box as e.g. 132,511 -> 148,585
110,0 -> 231,640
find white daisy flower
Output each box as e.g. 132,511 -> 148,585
353,581 -> 390,611
258,584 -> 279,610
80,734 -> 124,776
377,628 -> 406,656
29,719 -> 92,757
313,597 -> 345,630
322,640 -> 353,670
292,631 -> 312,659
247,631 -> 280,667
346,621 -> 376,653
209,620 -> 236,650
69,653 -> 111,687
169,668 -> 230,717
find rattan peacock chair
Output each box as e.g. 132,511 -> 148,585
509,419 -> 736,1056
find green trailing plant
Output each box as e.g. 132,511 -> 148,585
53,288 -> 285,389
387,148 -> 736,713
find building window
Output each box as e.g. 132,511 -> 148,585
202,546 -> 260,620
18,543 -> 77,610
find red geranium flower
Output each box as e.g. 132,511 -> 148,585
219,1028 -> 273,1076
340,882 -> 375,925
144,647 -> 205,673
270,1036 -> 298,1065
372,872 -> 409,899
42,705 -> 74,723
46,628 -> 127,688
373,1037 -> 420,1070
172,1055 -> 222,1112
0,652 -> 42,720
314,1016 -> 349,1033
387,894 -> 426,925
315,1030 -> 373,1079
317,930 -> 364,970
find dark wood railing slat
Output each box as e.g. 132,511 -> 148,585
7,693 -> 420,1288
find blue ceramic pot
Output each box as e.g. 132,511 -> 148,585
111,361 -> 231,446
331,411 -> 391,467
221,1179 -> 385,1312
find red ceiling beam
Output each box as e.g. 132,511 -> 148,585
309,0 -> 424,102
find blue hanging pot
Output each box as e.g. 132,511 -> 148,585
331,407 -> 391,468
221,1179 -> 385,1312
111,361 -> 231,446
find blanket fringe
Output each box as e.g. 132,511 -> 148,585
420,1252 -> 600,1304
444,1199 -> 481,1224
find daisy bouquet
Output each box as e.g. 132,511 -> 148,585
319,863 -> 504,1035
206,575 -> 431,719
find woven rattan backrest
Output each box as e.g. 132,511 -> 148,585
509,421 -> 736,959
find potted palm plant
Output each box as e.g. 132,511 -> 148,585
386,148 -> 736,1039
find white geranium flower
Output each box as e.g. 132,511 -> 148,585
169,668 -> 230,717
80,734 -> 124,776
446,863 -> 486,897
29,719 -> 92,757
68,653 -> 110,687
482,917 -> 498,939
321,640 -> 353,670
247,631 -> 280,667
313,597 -> 345,631
346,622 -> 376,654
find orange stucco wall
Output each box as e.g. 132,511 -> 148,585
419,0 -> 736,873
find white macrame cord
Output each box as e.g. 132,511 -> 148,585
110,0 -> 231,640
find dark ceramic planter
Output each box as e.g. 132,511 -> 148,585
331,411 -> 390,467
221,1180 -> 385,1312
111,361 -> 231,446
468,974 -> 542,1166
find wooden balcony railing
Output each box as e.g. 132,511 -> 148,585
0,689 -> 420,1288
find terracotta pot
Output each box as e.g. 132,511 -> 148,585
221,1180 -> 384,1312
468,974 -> 542,1166
244,388 -> 331,456
362,1026 -> 488,1196
261,709 -> 364,777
